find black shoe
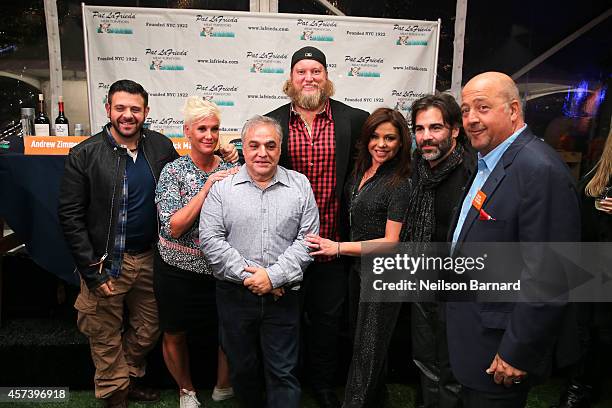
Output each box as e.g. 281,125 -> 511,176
127,378 -> 161,403
103,389 -> 128,408
551,382 -> 593,408
313,389 -> 341,408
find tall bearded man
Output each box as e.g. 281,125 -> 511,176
401,93 -> 476,408
266,46 -> 369,408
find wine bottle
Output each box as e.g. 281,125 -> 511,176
55,96 -> 69,136
34,94 -> 50,136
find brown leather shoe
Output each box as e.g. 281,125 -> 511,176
127,380 -> 161,403
103,388 -> 128,408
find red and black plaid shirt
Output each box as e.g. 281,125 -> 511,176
288,100 -> 338,262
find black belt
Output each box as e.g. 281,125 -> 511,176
124,246 -> 152,255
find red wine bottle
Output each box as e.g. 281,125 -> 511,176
34,94 -> 50,136
55,96 -> 69,136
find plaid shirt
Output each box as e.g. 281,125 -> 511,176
288,100 -> 338,262
105,127 -> 129,278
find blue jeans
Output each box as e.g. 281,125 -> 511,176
216,281 -> 301,408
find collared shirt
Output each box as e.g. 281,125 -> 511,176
199,165 -> 319,288
451,125 -> 527,252
104,126 -> 158,278
288,100 -> 338,261
105,126 -> 129,278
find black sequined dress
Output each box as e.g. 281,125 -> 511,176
343,158 -> 411,408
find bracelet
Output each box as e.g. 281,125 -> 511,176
336,242 -> 341,258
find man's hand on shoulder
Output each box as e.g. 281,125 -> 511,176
219,143 -> 239,163
486,353 -> 527,388
243,266 -> 273,295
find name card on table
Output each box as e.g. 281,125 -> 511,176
24,136 -> 90,155
24,134 -> 240,156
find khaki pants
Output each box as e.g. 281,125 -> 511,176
75,250 -> 159,399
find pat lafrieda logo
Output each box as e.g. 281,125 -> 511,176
200,26 -> 235,38
249,62 -> 284,74
391,90 -> 429,112
145,48 -> 188,57
396,35 -> 428,46
195,84 -> 238,107
96,22 -> 133,34
345,55 -> 384,64
347,66 -> 380,78
296,19 -> 335,41
146,117 -> 185,139
149,59 -> 184,71
146,117 -> 183,126
92,11 -> 136,20
197,14 -> 237,38
345,55 -> 383,78
246,51 -> 288,60
394,99 -> 410,112
297,19 -> 337,28
196,15 -> 239,23
300,29 -> 333,42
393,24 -> 433,46
393,24 -> 433,33
392,90 -> 428,99
246,51 -> 287,74
195,84 -> 238,92
146,48 -> 186,71
99,84 -> 110,104
92,10 -> 135,34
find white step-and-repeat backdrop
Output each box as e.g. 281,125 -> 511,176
83,5 -> 439,139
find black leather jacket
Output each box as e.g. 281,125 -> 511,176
58,125 -> 178,289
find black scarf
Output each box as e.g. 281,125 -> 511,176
401,142 -> 464,242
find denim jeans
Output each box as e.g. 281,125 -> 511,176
216,280 -> 301,408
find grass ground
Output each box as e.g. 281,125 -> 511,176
6,378 -> 612,407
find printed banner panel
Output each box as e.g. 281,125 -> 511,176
84,6 -> 439,138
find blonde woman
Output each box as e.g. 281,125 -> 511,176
155,97 -> 238,408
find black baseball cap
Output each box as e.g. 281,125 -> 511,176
290,46 -> 327,70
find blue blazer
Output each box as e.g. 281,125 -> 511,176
446,127 -> 580,392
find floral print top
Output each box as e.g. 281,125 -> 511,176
156,155 -> 237,273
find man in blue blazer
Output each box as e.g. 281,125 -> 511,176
447,72 -> 580,407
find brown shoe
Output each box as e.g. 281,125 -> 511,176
127,379 -> 160,403
103,389 -> 128,408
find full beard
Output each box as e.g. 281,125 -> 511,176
111,119 -> 143,139
283,79 -> 335,111
419,135 -> 453,162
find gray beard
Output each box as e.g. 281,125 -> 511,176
419,136 -> 453,162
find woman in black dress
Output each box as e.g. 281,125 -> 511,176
306,107 -> 412,407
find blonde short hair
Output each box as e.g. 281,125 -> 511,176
182,96 -> 221,126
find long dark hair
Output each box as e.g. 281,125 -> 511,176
353,107 -> 412,187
